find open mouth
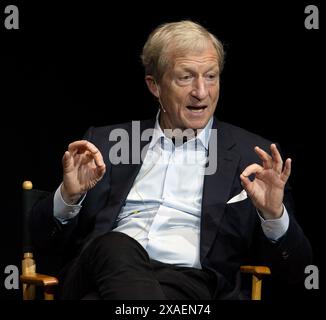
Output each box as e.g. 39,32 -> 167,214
186,105 -> 208,113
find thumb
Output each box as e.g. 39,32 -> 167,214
240,173 -> 252,195
62,151 -> 73,173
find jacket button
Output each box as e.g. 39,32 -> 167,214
282,251 -> 289,259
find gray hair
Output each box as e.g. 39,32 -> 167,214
141,20 -> 225,82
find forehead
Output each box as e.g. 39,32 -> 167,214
169,45 -> 219,70
168,42 -> 219,68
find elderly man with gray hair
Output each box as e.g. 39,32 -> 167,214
31,20 -> 312,300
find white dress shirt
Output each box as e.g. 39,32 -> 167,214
54,115 -> 289,268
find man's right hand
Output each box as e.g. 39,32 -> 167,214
61,140 -> 106,204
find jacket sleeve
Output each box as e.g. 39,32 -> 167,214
30,127 -> 96,253
255,185 -> 313,284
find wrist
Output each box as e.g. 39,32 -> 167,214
60,183 -> 83,205
260,205 -> 284,220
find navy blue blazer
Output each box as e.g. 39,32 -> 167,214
31,117 -> 312,298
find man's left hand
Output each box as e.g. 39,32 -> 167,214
240,144 -> 291,220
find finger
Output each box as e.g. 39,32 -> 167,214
79,150 -> 95,166
68,141 -> 104,167
86,143 -> 105,167
240,173 -> 253,194
240,164 -> 263,197
79,144 -> 105,168
62,151 -> 73,172
254,146 -> 273,169
280,158 -> 291,183
96,163 -> 106,178
270,143 -> 283,173
241,163 -> 263,177
68,140 -> 89,157
68,140 -> 88,151
93,154 -> 105,168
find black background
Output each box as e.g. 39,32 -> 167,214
0,0 -> 323,304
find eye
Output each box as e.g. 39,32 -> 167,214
176,73 -> 194,86
180,74 -> 193,81
206,73 -> 218,81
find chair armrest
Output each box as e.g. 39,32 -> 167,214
240,265 -> 271,275
240,265 -> 271,300
20,273 -> 58,287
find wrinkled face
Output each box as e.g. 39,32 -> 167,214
146,43 -> 220,131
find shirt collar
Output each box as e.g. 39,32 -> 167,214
148,111 -> 214,151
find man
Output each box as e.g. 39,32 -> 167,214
31,20 -> 312,299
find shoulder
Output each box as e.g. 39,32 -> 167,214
217,120 -> 274,154
83,118 -> 156,143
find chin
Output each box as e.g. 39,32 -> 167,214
185,118 -> 209,130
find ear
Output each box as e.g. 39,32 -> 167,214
145,75 -> 159,98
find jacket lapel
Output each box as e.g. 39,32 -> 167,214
200,119 -> 240,261
93,119 -> 155,235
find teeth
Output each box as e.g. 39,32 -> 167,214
188,107 -> 206,112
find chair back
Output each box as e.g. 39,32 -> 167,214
22,181 -> 49,254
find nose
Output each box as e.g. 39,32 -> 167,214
191,77 -> 208,100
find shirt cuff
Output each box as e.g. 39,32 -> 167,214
53,184 -> 86,223
258,205 -> 289,241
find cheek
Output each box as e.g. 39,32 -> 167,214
209,88 -> 220,103
211,84 -> 220,95
172,91 -> 189,108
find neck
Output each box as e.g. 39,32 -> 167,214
159,113 -> 198,139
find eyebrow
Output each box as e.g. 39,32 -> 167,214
176,65 -> 220,73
